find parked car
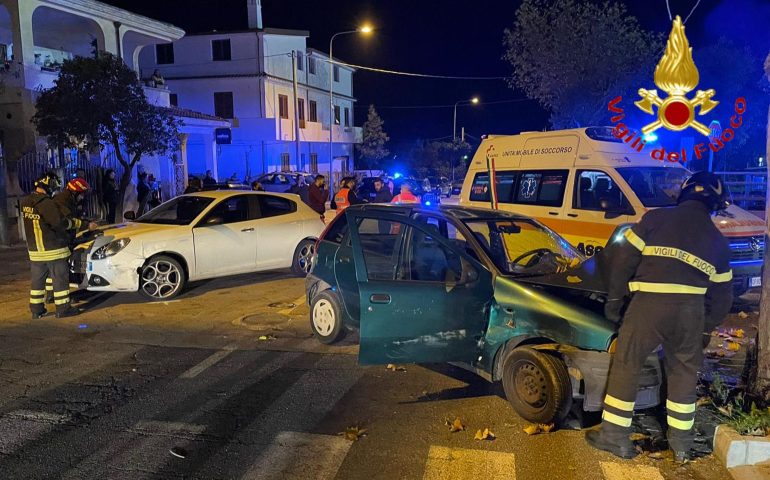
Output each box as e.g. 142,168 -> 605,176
451,180 -> 463,196
73,191 -> 324,300
255,172 -> 316,193
427,176 -> 452,198
305,204 -> 661,425
200,181 -> 250,191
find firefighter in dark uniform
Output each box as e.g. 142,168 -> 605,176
586,171 -> 733,462
21,172 -> 80,318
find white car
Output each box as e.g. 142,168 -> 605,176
81,191 -> 324,300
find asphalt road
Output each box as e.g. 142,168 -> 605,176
0,246 -> 734,479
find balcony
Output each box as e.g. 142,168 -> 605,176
143,85 -> 171,107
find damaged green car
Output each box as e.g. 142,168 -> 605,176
305,204 -> 661,424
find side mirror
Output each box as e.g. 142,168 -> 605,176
123,211 -> 136,220
204,215 -> 224,226
458,257 -> 480,286
600,199 -> 634,219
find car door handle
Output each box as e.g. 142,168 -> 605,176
369,294 -> 391,304
548,211 -> 559,216
567,213 -> 578,218
241,227 -> 255,232
338,256 -> 351,263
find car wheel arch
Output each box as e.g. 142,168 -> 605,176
492,336 -> 561,381
139,251 -> 190,280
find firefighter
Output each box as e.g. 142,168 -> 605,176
21,172 -> 80,318
334,177 -> 365,212
586,171 -> 733,462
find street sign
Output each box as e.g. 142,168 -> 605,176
215,128 -> 232,145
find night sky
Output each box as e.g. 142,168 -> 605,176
102,0 -> 770,156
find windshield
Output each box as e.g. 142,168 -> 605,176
617,167 -> 689,207
464,218 -> 583,277
135,196 -> 214,225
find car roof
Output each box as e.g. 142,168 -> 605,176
183,190 -> 301,200
344,203 -> 534,221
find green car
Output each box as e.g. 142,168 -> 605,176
305,204 -> 661,424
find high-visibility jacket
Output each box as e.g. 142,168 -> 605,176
21,192 -> 73,262
391,192 -> 419,204
604,199 -> 733,330
334,188 -> 351,212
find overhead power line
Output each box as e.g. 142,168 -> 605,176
354,98 -> 533,110
327,59 -> 511,81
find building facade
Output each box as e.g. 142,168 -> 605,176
138,2 -> 361,184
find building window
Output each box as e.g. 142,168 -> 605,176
334,105 -> 341,125
214,92 -> 234,119
309,100 -> 318,122
310,153 -> 318,174
278,94 -> 289,119
169,93 -> 178,107
212,39 -> 231,61
308,57 -> 316,74
298,98 -> 305,124
300,153 -> 306,169
333,65 -> 340,82
156,43 -> 174,64
296,51 -> 304,71
281,153 -> 290,170
344,107 -> 350,127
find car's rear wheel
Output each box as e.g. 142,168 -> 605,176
139,255 -> 186,300
310,290 -> 345,344
501,346 -> 572,425
291,239 -> 316,276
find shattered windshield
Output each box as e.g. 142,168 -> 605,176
616,167 -> 690,208
464,218 -> 582,277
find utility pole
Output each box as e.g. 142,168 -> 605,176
753,103 -> 770,401
291,51 -> 301,169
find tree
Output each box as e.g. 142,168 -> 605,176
409,139 -> 472,179
503,0 -> 662,128
32,52 -> 180,218
357,105 -> 390,169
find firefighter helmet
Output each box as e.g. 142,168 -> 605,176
66,177 -> 90,193
678,171 -> 729,212
34,172 -> 61,195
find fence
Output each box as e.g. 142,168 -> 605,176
714,170 -> 767,212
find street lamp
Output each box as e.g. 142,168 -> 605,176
453,96 -> 479,142
329,25 -> 373,184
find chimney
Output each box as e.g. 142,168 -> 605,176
247,0 -> 263,29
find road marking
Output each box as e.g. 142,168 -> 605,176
179,344 -> 238,379
241,431 -> 352,480
0,410 -> 70,455
600,462 -> 664,480
277,295 -> 307,315
423,446 -> 516,480
131,420 -> 206,438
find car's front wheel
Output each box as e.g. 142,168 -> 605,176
501,346 -> 572,425
310,290 -> 345,344
139,255 -> 186,300
291,239 -> 316,276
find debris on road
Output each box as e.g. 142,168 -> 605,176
446,417 -> 465,432
386,364 -> 406,372
523,423 -> 555,435
566,275 -> 582,283
258,335 -> 276,341
629,433 -> 650,441
340,426 -> 367,441
474,428 -> 496,441
738,311 -> 749,319
169,447 -> 187,459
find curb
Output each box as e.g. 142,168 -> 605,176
714,424 -> 770,479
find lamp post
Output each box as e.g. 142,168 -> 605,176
329,25 -> 372,185
453,96 -> 479,142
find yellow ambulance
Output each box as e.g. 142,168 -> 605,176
459,126 -> 766,295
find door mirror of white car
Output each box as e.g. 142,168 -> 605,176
204,215 -> 225,226
123,211 -> 136,221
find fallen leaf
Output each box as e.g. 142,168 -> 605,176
696,397 -> 712,407
629,433 -> 651,441
448,417 -> 465,432
733,328 -> 745,338
386,364 -> 406,372
258,335 -> 275,341
475,428 -> 496,440
724,341 -> 741,352
648,451 -> 665,460
539,423 -> 555,433
523,424 -> 540,435
566,275 -> 582,283
738,311 -> 749,319
340,426 -> 367,441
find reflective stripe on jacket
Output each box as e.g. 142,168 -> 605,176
391,192 -> 419,204
335,188 -> 351,212
21,192 -> 72,262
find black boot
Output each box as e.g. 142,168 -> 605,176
586,429 -> 638,459
55,306 -> 81,318
32,309 -> 48,320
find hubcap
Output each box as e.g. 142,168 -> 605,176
515,361 -> 548,408
141,260 -> 182,299
297,243 -> 315,274
312,299 -> 335,336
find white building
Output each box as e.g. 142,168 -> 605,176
139,0 -> 362,184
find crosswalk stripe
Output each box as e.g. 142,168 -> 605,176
600,461 -> 664,480
241,431 -> 352,480
0,410 -> 70,455
131,420 -> 206,437
423,446 -> 516,479
178,344 -> 238,379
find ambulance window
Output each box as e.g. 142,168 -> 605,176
469,171 -> 517,203
574,170 -> 628,211
470,173 -> 491,202
514,170 -> 568,207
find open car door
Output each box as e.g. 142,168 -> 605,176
347,211 -> 494,365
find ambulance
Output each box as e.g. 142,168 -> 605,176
459,126 -> 766,296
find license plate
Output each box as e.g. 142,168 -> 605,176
750,276 -> 762,288
87,261 -> 93,272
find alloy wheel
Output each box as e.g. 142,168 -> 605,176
141,259 -> 182,299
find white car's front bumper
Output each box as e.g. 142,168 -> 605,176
86,251 -> 145,292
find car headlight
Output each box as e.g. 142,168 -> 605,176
92,238 -> 131,259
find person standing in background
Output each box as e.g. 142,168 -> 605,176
102,169 -> 118,223
136,172 -> 150,216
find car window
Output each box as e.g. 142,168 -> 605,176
275,175 -> 290,185
258,195 -> 297,218
357,218 -> 404,281
258,175 -> 273,184
399,225 -> 462,283
324,214 -> 349,244
469,171 -> 519,203
137,196 -> 214,225
573,170 -> 628,211
515,170 -> 568,206
202,195 -> 250,225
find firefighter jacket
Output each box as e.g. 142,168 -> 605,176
21,192 -> 74,262
605,200 -> 733,330
53,189 -> 85,231
334,188 -> 351,212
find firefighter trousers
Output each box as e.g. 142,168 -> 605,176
30,259 -> 70,314
600,292 -> 704,452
